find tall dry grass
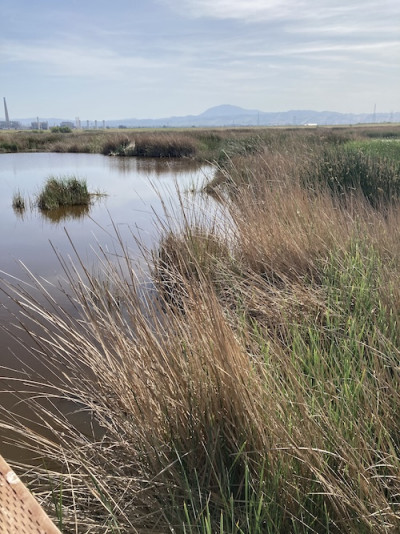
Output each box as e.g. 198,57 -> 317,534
2,139 -> 400,532
0,128 -> 257,160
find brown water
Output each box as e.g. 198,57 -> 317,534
0,152 -> 215,461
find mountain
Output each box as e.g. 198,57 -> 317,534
105,106 -> 400,128
15,106 -> 400,129
198,104 -> 259,118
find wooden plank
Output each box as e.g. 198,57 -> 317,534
0,455 -> 61,534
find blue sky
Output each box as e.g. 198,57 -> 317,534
1,0 -> 399,120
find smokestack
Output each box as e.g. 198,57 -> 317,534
3,97 -> 10,126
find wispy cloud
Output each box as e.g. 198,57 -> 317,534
1,0 -> 399,116
0,40 -> 171,80
247,40 -> 400,58
162,0 -> 296,21
162,0 -> 399,24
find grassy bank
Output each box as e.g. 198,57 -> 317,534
0,127 -> 239,159
1,124 -> 400,162
2,128 -> 400,532
206,128 -> 400,205
0,126 -> 271,161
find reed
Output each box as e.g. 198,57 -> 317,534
37,176 -> 90,210
2,134 -> 400,532
303,145 -> 400,205
132,132 -> 198,158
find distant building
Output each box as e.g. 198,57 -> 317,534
31,121 -> 49,130
0,120 -> 21,130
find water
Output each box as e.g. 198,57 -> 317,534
1,153 -> 213,280
0,152 -> 215,461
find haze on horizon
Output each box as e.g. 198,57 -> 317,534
1,0 -> 399,121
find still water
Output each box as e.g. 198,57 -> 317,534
0,153 -> 214,282
0,153 -> 215,460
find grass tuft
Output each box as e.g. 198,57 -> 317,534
36,176 -> 90,210
12,190 -> 25,210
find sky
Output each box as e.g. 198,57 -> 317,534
1,0 -> 399,120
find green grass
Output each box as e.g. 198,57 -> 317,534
345,138 -> 400,162
50,126 -> 73,133
303,145 -> 400,205
37,176 -> 90,210
3,128 -> 400,532
204,131 -> 400,205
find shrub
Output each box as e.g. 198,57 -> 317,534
0,141 -> 19,152
50,126 -> 73,133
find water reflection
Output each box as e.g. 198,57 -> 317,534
12,206 -> 26,219
0,153 -> 214,289
0,152 -> 217,463
39,204 -> 91,223
109,156 -> 206,176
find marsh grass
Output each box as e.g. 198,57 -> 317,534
132,133 -> 198,158
1,124 -> 399,165
2,133 -> 400,532
205,133 -> 400,206
345,139 -> 400,162
304,145 -> 400,204
12,190 -> 25,210
100,134 -> 132,156
37,176 -> 90,210
0,128 -> 266,161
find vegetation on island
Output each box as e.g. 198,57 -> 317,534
2,125 -> 400,532
37,176 -> 90,210
11,176 -> 101,217
12,190 -> 25,211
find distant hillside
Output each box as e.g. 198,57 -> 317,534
198,105 -> 259,118
105,105 -> 400,128
15,106 -> 400,128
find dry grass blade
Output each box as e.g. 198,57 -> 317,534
2,131 -> 400,532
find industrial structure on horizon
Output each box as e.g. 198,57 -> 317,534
0,99 -> 106,130
2,97 -> 397,129
0,97 -> 21,129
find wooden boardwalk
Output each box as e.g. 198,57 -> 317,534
0,455 -> 61,534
